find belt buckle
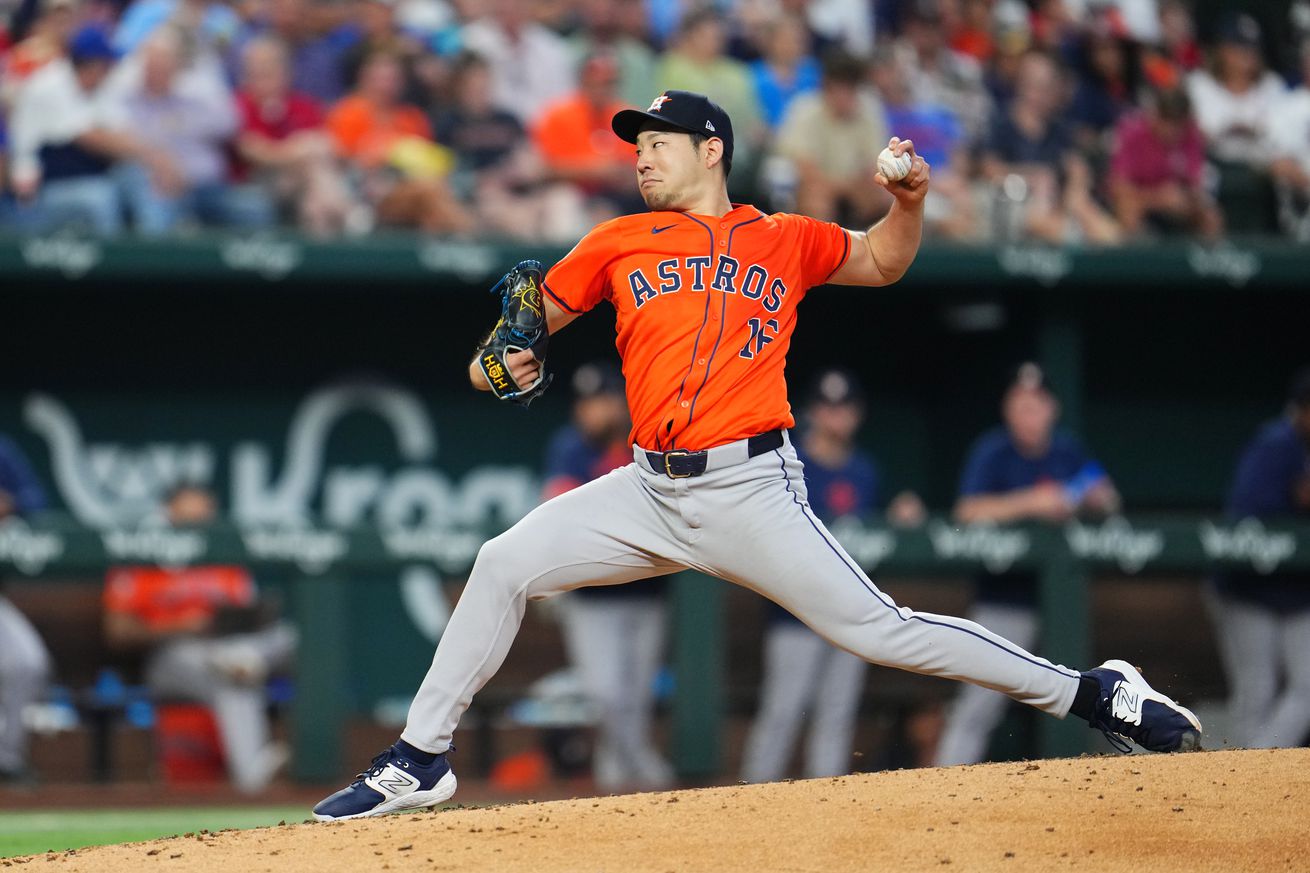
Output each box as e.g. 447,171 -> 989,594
663,450 -> 693,479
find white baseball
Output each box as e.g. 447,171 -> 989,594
877,146 -> 912,182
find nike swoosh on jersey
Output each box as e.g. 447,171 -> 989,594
651,225 -> 677,234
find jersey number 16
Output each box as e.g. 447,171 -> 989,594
740,318 -> 779,360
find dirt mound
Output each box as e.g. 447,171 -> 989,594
24,748 -> 1308,873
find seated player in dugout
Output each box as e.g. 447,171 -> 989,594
103,484 -> 297,794
314,90 -> 1203,821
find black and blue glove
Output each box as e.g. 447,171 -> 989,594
476,259 -> 552,407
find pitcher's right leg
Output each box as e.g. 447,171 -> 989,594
697,443 -> 1200,755
936,604 -> 1039,765
699,449 -> 1081,717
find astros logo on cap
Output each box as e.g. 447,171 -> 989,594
647,94 -> 671,112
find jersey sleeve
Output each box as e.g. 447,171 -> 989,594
542,223 -> 620,314
779,212 -> 851,289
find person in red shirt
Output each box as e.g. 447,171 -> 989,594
314,89 -> 1202,821
103,485 -> 296,794
234,36 -> 356,236
1109,86 -> 1222,238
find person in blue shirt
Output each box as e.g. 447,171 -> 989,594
748,14 -> 821,131
1207,368 -> 1310,749
541,363 -> 673,791
0,436 -> 48,520
0,434 -> 54,783
936,363 -> 1120,766
226,0 -> 356,105
741,369 -> 924,782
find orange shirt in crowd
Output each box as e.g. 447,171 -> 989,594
532,95 -> 630,176
543,206 -> 850,451
325,95 -> 432,168
103,566 -> 256,632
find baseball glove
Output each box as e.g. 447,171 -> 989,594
476,259 -> 552,407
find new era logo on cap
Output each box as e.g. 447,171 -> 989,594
705,120 -> 715,131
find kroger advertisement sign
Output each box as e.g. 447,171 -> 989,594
7,380 -> 540,532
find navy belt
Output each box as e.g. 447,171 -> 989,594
644,429 -> 784,479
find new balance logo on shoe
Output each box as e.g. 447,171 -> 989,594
1112,683 -> 1141,723
368,766 -> 419,796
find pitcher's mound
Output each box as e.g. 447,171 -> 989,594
35,747 -> 1309,872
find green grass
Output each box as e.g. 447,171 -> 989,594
0,805 -> 310,858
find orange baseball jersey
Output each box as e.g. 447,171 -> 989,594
103,566 -> 256,632
543,206 -> 851,451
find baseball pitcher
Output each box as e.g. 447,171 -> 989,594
314,90 -> 1202,821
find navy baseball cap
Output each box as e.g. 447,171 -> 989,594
1216,12 -> 1261,49
612,90 -> 734,167
572,362 -> 624,399
69,26 -> 119,65
807,369 -> 866,407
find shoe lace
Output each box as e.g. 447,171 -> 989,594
351,744 -> 453,783
353,750 -> 395,783
1088,693 -> 1134,754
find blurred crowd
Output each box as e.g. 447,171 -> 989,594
1,0 -> 1309,243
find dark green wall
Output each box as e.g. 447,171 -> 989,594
5,270 -> 1305,513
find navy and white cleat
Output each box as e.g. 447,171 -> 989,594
313,745 -> 457,821
1084,659 -> 1202,753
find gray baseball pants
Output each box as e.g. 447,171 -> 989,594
935,602 -> 1040,765
145,623 -> 297,793
740,621 -> 867,782
559,593 -> 673,789
0,596 -> 50,774
1205,588 -> 1310,748
402,432 -> 1080,754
